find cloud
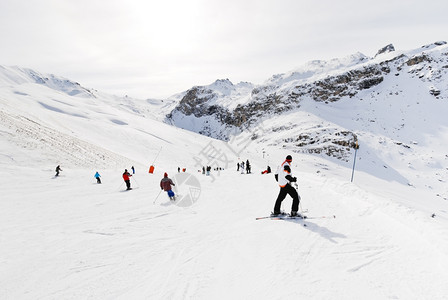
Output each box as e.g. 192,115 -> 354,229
1,0 -> 448,99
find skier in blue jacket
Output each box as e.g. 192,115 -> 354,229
94,171 -> 101,184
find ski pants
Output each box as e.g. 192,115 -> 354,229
125,180 -> 131,190
274,184 -> 300,213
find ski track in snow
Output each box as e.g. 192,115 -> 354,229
1,166 -> 447,299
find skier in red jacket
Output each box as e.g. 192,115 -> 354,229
123,169 -> 132,190
160,172 -> 176,200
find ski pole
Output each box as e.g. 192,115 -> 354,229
117,181 -> 124,191
153,189 -> 163,204
151,146 -> 163,165
132,176 -> 140,188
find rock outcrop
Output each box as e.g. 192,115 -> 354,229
166,41 -> 448,160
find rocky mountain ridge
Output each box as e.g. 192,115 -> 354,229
166,41 -> 448,161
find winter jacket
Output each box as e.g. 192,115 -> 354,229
160,177 -> 175,191
277,164 -> 297,188
123,172 -> 131,181
94,172 -> 101,178
275,160 -> 291,182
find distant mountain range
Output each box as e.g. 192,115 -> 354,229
1,41 -> 448,199
167,41 -> 448,144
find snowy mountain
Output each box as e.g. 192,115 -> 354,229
167,41 -> 448,199
1,42 -> 448,299
168,41 -> 448,142
0,65 -> 95,98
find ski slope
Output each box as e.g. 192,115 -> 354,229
1,161 -> 448,299
1,65 -> 448,299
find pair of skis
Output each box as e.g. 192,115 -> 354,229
255,214 -> 335,220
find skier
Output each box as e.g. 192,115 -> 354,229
160,172 -> 176,200
55,165 -> 62,177
240,161 -> 245,174
237,162 -> 240,171
261,166 -> 271,174
272,155 -> 300,217
94,171 -> 101,184
122,169 -> 132,190
246,159 -> 251,174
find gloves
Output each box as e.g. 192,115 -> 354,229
290,177 -> 297,182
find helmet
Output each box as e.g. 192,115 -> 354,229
286,155 -> 292,161
164,172 -> 168,177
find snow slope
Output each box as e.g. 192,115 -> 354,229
1,65 -> 448,299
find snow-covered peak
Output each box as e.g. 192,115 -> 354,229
0,65 -> 94,98
266,52 -> 370,87
421,40 -> 447,50
374,44 -> 395,57
201,79 -> 255,99
208,78 -> 233,90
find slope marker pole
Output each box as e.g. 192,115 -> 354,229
351,140 -> 359,183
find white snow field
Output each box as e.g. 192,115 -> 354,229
1,65 -> 448,299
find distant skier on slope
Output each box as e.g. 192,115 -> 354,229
55,165 -> 62,177
160,172 -> 176,201
261,166 -> 271,174
94,171 -> 101,184
272,155 -> 300,217
122,169 -> 132,190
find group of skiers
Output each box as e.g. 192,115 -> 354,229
121,154 -> 300,214
202,166 -> 212,176
56,165 -> 102,184
123,168 -> 176,200
235,154 -> 301,217
55,154 -> 301,214
237,160 -> 252,174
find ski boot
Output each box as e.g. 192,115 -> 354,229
270,211 -> 286,217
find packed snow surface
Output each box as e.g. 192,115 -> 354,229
1,63 -> 448,299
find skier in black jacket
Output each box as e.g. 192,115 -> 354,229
55,165 -> 62,177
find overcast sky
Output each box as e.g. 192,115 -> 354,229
1,0 -> 447,99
